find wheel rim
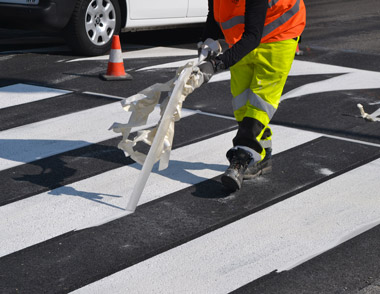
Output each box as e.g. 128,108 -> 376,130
85,0 -> 117,46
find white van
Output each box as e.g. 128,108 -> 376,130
0,0 -> 207,55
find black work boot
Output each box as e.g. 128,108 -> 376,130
221,148 -> 253,192
244,148 -> 272,180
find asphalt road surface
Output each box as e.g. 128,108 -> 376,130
1,0 -> 380,293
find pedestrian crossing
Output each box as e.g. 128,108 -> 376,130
1,79 -> 380,294
72,158 -> 380,294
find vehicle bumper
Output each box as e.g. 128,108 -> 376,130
0,0 -> 77,30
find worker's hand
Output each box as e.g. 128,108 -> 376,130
198,54 -> 226,83
197,38 -> 222,64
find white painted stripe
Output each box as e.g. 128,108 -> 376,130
68,47 -> 197,63
0,102 -> 195,171
322,134 -> 380,148
0,125 -> 320,258
82,91 -> 126,100
0,83 -> 71,109
0,46 -> 70,55
71,158 -> 380,294
137,58 -> 197,71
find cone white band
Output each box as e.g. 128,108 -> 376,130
109,49 -> 123,63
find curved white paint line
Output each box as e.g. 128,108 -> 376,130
281,70 -> 380,100
68,47 -> 197,62
288,60 -> 356,76
210,61 -> 380,98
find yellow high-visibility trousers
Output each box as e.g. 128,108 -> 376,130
229,38 -> 298,161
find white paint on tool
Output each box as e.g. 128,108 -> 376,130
68,47 -> 197,62
357,103 -> 380,122
0,83 -> 71,109
0,102 -> 195,171
0,125 -> 320,258
71,158 -> 380,294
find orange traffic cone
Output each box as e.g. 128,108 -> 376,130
100,35 -> 132,81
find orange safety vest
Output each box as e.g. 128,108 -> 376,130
214,0 -> 306,46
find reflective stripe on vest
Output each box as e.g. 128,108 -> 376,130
221,15 -> 245,30
263,0 -> 301,38
232,88 -> 277,120
216,0 -> 303,45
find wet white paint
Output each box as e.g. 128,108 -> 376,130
72,158 -> 380,294
0,125 -> 320,258
65,45 -> 380,104
135,52 -> 380,101
0,83 -> 71,109
319,168 -> 334,176
67,46 -> 380,117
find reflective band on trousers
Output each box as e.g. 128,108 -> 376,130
260,139 -> 272,149
232,88 -> 277,119
219,0 -> 301,39
263,0 -> 301,37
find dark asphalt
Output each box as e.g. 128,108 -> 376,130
1,0 -> 380,293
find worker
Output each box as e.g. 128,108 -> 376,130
198,0 -> 306,192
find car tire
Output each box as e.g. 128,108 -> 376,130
64,0 -> 122,56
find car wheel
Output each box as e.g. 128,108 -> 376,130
64,0 -> 122,56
